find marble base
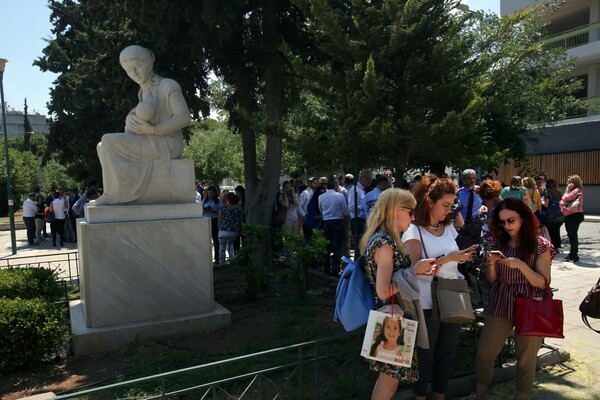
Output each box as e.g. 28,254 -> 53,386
70,300 -> 231,355
77,215 -> 214,328
85,202 -> 203,224
73,206 -> 230,355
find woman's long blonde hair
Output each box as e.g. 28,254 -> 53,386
359,188 -> 416,254
568,175 -> 583,190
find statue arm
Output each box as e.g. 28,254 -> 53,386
152,88 -> 191,136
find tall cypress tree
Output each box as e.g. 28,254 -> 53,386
23,98 -> 33,151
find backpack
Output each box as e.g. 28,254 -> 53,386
334,233 -> 382,332
580,277 -> 600,334
540,192 -> 565,225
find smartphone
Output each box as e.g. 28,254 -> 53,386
488,250 -> 506,258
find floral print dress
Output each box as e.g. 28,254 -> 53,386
363,231 -> 419,383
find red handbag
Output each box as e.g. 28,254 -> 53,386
514,279 -> 564,339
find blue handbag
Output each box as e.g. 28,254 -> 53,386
334,234 -> 382,332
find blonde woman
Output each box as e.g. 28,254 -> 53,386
522,177 -> 541,215
280,180 -> 303,234
360,188 -> 434,400
560,175 -> 584,262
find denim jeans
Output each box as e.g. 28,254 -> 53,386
218,231 -> 238,264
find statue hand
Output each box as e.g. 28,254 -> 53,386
127,115 -> 155,135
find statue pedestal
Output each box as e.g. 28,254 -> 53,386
71,203 -> 230,355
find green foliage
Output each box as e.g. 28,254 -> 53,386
280,229 -> 328,297
0,297 -> 69,373
0,141 -> 41,215
39,160 -> 79,192
183,119 -> 247,185
231,224 -> 273,300
0,268 -> 64,301
0,268 -> 69,373
289,0 -> 577,175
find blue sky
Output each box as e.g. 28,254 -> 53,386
0,0 -> 499,116
0,0 -> 57,116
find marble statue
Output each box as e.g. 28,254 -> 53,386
95,45 -> 191,205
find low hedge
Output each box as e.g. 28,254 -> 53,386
0,267 -> 64,301
0,267 -> 69,373
0,297 -> 69,373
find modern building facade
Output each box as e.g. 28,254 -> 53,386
499,0 -> 600,213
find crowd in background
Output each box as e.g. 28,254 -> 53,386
21,179 -> 102,248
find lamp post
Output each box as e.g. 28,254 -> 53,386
0,58 -> 17,255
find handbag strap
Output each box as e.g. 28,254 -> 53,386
530,276 -> 553,299
416,226 -> 430,259
361,232 -> 386,259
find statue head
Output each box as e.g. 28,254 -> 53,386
119,45 -> 156,86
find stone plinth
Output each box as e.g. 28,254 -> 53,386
73,203 -> 230,355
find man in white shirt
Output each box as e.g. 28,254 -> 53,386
318,181 -> 350,275
299,177 -> 318,215
22,193 -> 37,245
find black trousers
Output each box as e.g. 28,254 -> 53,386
350,218 -> 366,260
413,309 -> 461,396
50,219 -> 65,245
23,217 -> 36,244
546,222 -> 562,250
322,219 -> 344,274
210,217 -> 220,263
564,212 -> 584,258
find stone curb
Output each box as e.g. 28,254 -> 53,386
393,345 -> 570,399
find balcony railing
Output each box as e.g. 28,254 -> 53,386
563,96 -> 600,119
543,22 -> 600,51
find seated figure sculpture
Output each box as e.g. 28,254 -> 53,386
95,45 -> 191,206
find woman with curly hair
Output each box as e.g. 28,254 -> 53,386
475,198 -> 555,399
403,175 -> 477,400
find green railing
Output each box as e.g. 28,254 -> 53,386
543,22 -> 600,51
46,333 -> 367,400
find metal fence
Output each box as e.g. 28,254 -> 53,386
47,332 -> 368,400
0,251 -> 80,284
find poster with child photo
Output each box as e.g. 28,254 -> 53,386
360,309 -> 417,368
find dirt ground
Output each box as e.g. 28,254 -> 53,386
0,265 -> 342,399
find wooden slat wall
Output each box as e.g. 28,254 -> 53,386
492,151 -> 600,185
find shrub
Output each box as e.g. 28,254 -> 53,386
0,267 -> 64,301
0,298 -> 69,373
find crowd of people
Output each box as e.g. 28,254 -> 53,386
351,170 -> 584,400
21,179 -> 102,248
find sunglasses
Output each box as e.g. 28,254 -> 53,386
498,217 -> 519,226
401,206 -> 414,217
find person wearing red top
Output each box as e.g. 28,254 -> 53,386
559,175 -> 584,262
475,198 -> 556,400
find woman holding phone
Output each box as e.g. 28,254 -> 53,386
403,175 -> 477,400
474,198 -> 555,399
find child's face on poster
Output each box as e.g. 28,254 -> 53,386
384,318 -> 401,344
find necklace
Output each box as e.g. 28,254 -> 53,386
428,223 -> 441,232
